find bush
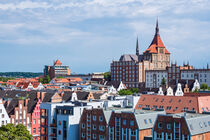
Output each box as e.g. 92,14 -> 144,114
201,83 -> 208,90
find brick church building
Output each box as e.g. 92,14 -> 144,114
110,19 -> 170,88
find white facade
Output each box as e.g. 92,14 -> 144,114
56,105 -> 92,140
0,99 -> 10,126
145,70 -> 167,88
175,83 -> 184,96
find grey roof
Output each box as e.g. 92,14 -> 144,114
185,113 -> 210,136
119,54 -> 138,61
134,110 -> 165,130
119,54 -> 144,62
103,110 -> 112,123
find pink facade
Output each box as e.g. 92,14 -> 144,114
31,99 -> 41,140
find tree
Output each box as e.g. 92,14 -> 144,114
201,83 -> 208,90
104,72 -> 111,81
118,89 -> 133,96
161,77 -> 166,86
0,124 -> 32,140
130,88 -> 139,93
39,75 -> 51,84
45,75 -> 51,83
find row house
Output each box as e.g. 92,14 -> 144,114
0,90 -> 58,140
5,99 -> 32,133
108,109 -> 165,140
153,113 -> 210,140
0,99 -> 10,126
16,82 -> 44,91
80,108 -> 113,140
135,94 -> 210,114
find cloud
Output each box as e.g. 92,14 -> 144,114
0,0 -> 210,72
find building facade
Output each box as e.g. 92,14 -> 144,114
153,113 -> 210,140
110,20 -> 170,89
108,109 -> 165,140
80,108 -> 112,140
0,99 -> 10,126
44,59 -> 71,79
145,63 -> 210,88
40,102 -> 92,140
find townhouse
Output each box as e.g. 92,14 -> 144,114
108,109 -> 165,140
80,108 -> 113,140
153,113 -> 210,140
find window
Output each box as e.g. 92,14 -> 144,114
157,133 -> 162,138
99,125 -> 105,131
149,119 -> 152,123
82,123 -> 85,128
33,128 -> 36,133
131,130 -> 136,136
190,124 -> 193,130
99,116 -> 103,122
33,119 -> 36,124
158,122 -> 162,128
82,133 -> 85,138
2,121 -> 4,125
2,114 -> 4,118
99,135 -> 104,140
93,134 -> 96,139
130,120 -> 134,126
93,124 -> 96,130
175,123 -> 179,128
93,115 -> 97,121
123,120 -> 126,125
167,124 -> 171,130
0,109 -> 2,113
144,119 -> 147,124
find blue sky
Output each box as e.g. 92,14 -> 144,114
0,0 -> 210,73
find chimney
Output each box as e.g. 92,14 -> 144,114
41,92 -> 46,101
37,92 -> 41,99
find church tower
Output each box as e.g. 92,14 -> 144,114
143,19 -> 170,70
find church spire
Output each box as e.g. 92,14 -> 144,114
155,17 -> 159,35
136,36 -> 139,56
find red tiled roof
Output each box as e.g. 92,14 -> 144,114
144,20 -> 170,54
54,59 -> 62,65
135,94 -> 209,114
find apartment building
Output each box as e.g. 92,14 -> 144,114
110,19 -> 170,89
80,108 -> 113,140
108,109 -> 165,140
145,63 -> 210,88
44,59 -> 71,79
40,102 -> 92,140
153,113 -> 210,140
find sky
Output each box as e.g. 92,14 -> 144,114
0,0 -> 210,73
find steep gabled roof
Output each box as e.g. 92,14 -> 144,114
144,19 -> 170,54
54,59 -> 62,65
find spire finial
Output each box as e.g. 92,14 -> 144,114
136,36 -> 139,56
156,17 -> 159,35
207,63 -> 209,69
